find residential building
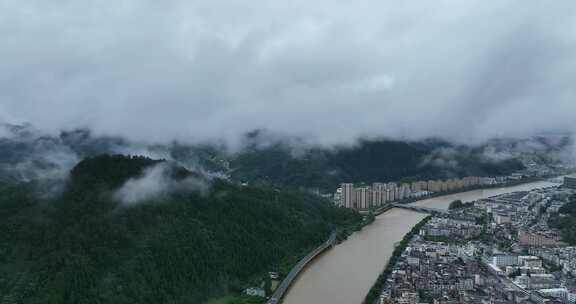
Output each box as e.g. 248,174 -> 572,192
519,230 -> 564,247
341,183 -> 355,209
495,213 -> 511,225
372,183 -> 387,207
564,176 -> 576,189
492,253 -> 518,267
355,186 -> 372,210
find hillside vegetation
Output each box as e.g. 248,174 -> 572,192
231,138 -> 525,192
549,194 -> 576,245
0,155 -> 361,304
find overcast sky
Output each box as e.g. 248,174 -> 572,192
1,0 -> 575,146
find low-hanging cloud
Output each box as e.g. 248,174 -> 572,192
1,0 -> 575,146
0,124 -> 80,181
114,163 -> 209,205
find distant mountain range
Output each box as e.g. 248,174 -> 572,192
0,123 -> 572,191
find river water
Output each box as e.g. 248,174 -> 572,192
282,179 -> 561,304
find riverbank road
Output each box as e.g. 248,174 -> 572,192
267,232 -> 336,304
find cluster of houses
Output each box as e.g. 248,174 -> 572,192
382,183 -> 576,304
485,252 -> 575,303
420,218 -> 483,241
530,246 -> 576,278
380,242 -> 481,304
470,188 -> 570,249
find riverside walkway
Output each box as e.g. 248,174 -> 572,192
267,231 -> 337,304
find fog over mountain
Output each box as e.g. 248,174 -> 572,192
1,1 -> 575,146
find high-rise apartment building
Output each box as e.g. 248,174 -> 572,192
355,186 -> 372,210
341,183 -> 355,209
372,183 -> 386,207
336,175 -> 502,210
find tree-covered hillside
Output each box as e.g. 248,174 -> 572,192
0,155 -> 361,304
549,194 -> 576,245
231,138 -> 526,192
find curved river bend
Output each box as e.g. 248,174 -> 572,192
282,180 -> 560,304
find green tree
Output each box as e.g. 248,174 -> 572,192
449,200 -> 464,210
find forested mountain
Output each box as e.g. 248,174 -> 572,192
231,136 -> 527,192
0,155 -> 361,304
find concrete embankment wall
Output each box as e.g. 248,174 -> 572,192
266,233 -> 336,304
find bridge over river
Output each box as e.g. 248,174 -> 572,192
390,203 -> 449,215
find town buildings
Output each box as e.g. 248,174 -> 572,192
420,217 -> 482,240
380,185 -> 576,304
335,175 -> 522,210
519,230 -> 565,247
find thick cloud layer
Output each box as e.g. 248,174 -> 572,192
1,0 -> 575,145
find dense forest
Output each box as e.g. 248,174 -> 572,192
0,155 -> 361,304
231,137 -> 526,192
549,194 -> 576,245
